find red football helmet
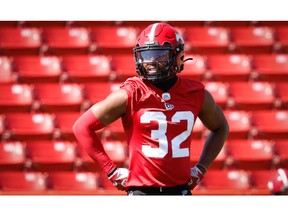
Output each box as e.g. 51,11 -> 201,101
133,23 -> 191,83
268,168 -> 288,195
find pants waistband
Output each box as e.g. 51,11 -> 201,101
128,182 -> 189,193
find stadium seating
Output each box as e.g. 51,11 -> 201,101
0,83 -> 34,113
225,139 -> 275,170
46,171 -> 98,191
252,110 -> 288,139
0,171 -> 47,192
53,112 -> 82,141
0,56 -> 17,83
13,55 -> 64,83
202,81 -> 229,110
109,54 -> 137,81
275,82 -> 288,109
224,110 -> 252,139
4,112 -> 56,141
273,139 -> 288,168
104,118 -> 126,141
1,21 -> 288,195
177,54 -> 207,81
90,26 -> 138,54
83,82 -> 122,105
184,27 -> 231,54
227,81 -> 276,110
0,141 -> 27,171
96,171 -> 120,191
0,27 -> 42,55
33,83 -> 85,112
249,169 -> 279,191
201,170 -> 251,193
230,27 -> 275,54
190,139 -> 228,169
274,26 -> 288,53
0,115 -> 5,140
76,139 -> 127,172
61,54 -> 112,82
205,54 -> 252,81
25,140 -> 78,172
192,118 -> 206,139
41,27 -> 92,55
252,54 -> 288,82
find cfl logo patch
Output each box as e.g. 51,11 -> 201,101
164,103 -> 174,110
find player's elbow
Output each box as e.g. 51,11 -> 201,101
72,117 -> 84,140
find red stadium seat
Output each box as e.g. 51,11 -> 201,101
226,139 -> 275,170
0,115 -> 5,140
83,82 -> 122,104
224,110 -> 252,139
206,21 -> 252,27
105,118 -> 125,141
97,171 -> 122,191
62,55 -> 112,83
252,110 -> 288,139
203,82 -> 229,110
0,56 -> 17,83
25,140 -> 78,172
192,118 -> 206,139
90,26 -> 139,54
252,54 -> 288,82
4,112 -> 56,141
0,171 -> 47,192
273,140 -> 288,168
228,82 -> 276,110
0,83 -> 34,113
190,139 -> 227,169
21,21 -> 68,27
41,27 -> 91,55
274,27 -> 288,53
33,83 -> 85,112
76,140 -> 127,172
249,170 -> 279,191
0,27 -> 42,55
109,54 -> 137,81
275,82 -> 288,109
201,170 -> 251,192
206,54 -> 252,81
13,55 -> 64,83
0,21 -> 20,27
178,54 -> 207,81
184,27 -> 231,54
102,140 -> 127,166
230,27 -> 275,54
47,171 -> 98,191
53,112 -> 82,141
0,141 -> 27,171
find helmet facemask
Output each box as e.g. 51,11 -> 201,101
133,43 -> 183,83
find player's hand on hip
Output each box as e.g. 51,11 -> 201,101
188,165 -> 204,190
108,168 -> 129,191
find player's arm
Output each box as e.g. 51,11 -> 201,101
189,89 -> 229,190
73,89 -> 128,190
197,89 -> 229,172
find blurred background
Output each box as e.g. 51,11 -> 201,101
0,20 -> 287,195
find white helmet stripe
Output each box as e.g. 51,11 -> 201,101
148,23 -> 159,41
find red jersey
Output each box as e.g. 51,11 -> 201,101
120,76 -> 205,187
